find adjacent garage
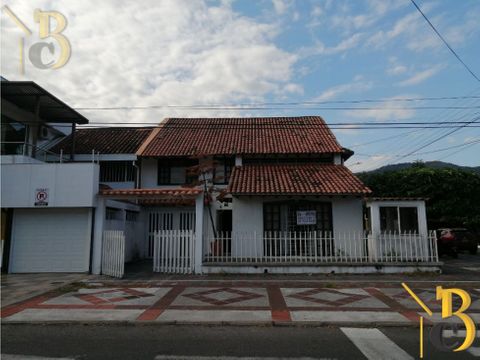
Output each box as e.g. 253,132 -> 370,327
9,208 -> 92,273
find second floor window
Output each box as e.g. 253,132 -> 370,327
157,158 -> 197,185
100,161 -> 135,182
213,157 -> 234,184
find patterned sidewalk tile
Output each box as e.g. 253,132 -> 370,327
379,287 -> 480,311
43,287 -> 171,307
4,308 -> 144,322
172,287 -> 269,307
156,309 -> 271,322
282,288 -> 389,309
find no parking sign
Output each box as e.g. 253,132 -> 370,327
34,188 -> 49,206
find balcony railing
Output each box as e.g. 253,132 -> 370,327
203,231 -> 439,265
1,141 -> 69,163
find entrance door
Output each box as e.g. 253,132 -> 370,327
216,210 -> 232,254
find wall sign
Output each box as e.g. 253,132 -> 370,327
34,188 -> 49,206
296,210 -> 316,225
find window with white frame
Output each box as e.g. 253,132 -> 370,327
380,206 -> 418,233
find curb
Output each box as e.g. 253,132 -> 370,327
1,319 -> 418,328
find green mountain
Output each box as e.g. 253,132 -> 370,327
358,161 -> 480,175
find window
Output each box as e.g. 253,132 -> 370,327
213,157 -> 234,184
157,159 -> 197,185
400,207 -> 418,232
157,164 -> 171,185
125,210 -> 139,222
100,161 -> 135,182
380,206 -> 419,233
105,207 -> 121,220
264,201 -> 332,233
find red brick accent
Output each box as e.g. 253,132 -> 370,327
267,286 -> 291,322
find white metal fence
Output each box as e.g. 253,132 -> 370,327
102,230 -> 125,278
147,210 -> 195,258
203,231 -> 439,264
153,230 -> 195,273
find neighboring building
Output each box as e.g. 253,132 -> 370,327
1,81 -> 98,273
1,93 -> 440,275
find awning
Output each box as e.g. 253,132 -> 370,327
99,188 -> 202,202
1,81 -> 89,124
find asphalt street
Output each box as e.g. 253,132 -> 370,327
2,324 -> 479,360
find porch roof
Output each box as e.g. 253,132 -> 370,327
99,188 -> 202,200
228,163 -> 372,196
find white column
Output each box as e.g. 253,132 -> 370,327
417,201 -> 428,237
235,155 -> 242,166
333,154 -> 342,165
91,197 -> 105,274
368,203 -> 380,261
194,192 -> 204,274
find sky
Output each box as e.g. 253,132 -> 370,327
1,0 -> 479,171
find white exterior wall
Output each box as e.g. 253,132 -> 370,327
230,196 -> 364,257
332,197 -> 365,256
231,197 -> 264,256
141,158 -> 158,188
366,200 -> 428,237
1,163 -> 99,208
104,200 -> 144,262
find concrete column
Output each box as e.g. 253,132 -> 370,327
368,203 -> 380,261
235,155 -> 242,166
91,197 -> 106,274
194,192 -> 204,274
333,154 -> 342,165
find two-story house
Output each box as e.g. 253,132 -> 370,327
2,98 -> 439,275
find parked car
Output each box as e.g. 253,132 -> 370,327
436,228 -> 478,257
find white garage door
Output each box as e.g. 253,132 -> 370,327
10,208 -> 91,273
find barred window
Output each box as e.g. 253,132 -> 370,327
100,161 -> 135,182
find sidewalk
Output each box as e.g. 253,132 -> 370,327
2,279 -> 479,326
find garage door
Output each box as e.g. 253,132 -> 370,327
10,208 -> 91,273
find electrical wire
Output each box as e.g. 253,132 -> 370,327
410,0 -> 480,83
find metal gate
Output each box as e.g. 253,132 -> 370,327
102,230 -> 125,278
147,210 -> 195,257
153,230 -> 195,273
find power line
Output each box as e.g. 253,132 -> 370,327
394,115 -> 480,162
72,95 -> 480,109
353,138 -> 480,157
75,105 -> 480,111
437,141 -> 480,161
410,0 -> 480,82
361,88 -> 480,170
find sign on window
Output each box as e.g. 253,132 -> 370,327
296,210 -> 316,225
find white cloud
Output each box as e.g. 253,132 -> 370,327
300,32 -> 364,57
1,0 -> 300,124
346,155 -> 392,172
346,95 -> 417,121
314,76 -> 372,101
397,65 -> 444,86
272,0 -> 293,15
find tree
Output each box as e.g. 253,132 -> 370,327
358,167 -> 480,231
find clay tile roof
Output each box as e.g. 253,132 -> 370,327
99,188 -> 202,197
228,164 -> 372,196
139,116 -> 343,157
51,127 -> 154,154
